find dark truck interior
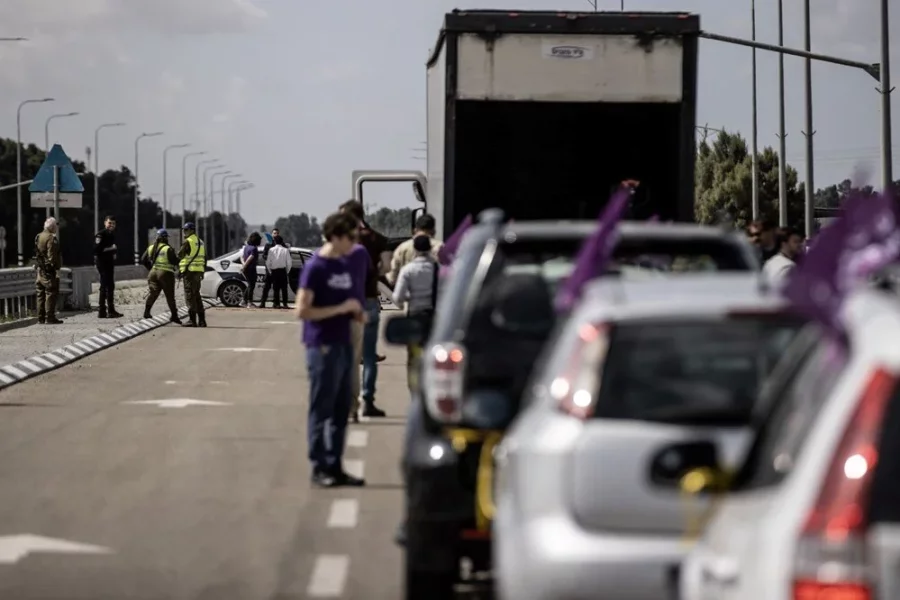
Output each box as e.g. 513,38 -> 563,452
453,100 -> 683,225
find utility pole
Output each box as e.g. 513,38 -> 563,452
801,0 -> 815,237
878,0 -> 894,194
776,0 -> 788,227
750,0 -> 759,220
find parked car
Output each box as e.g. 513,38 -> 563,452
200,246 -> 313,307
680,285 -> 900,600
384,211 -> 763,599
492,273 -> 804,600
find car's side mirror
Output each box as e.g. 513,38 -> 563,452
648,440 -> 728,493
384,315 -> 426,345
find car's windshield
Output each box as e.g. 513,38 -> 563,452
593,317 -> 804,424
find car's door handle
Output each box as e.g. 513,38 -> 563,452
701,557 -> 740,586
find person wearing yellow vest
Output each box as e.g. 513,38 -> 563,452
140,229 -> 182,324
177,222 -> 208,327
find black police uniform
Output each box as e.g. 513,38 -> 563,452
94,228 -> 123,318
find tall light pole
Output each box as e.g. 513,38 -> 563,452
43,111 -> 79,218
201,164 -> 223,245
776,0 -> 787,226
93,122 -> 125,233
235,183 -> 254,216
227,180 -> 248,214
0,37 -> 27,41
181,151 -> 206,227
209,170 -> 231,256
879,0 -> 893,194
220,174 -> 242,252
750,0 -> 759,220
134,132 -> 164,265
16,97 -> 54,266
196,159 -> 219,242
162,143 -> 189,229
801,0 -> 815,237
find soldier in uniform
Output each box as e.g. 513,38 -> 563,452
94,214 -> 123,319
177,222 -> 207,327
140,229 -> 182,324
34,217 -> 63,324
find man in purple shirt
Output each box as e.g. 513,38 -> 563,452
295,212 -> 366,488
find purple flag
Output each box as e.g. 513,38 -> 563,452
782,187 -> 900,337
554,187 -> 633,312
437,214 -> 473,266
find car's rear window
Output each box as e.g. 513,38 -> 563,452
593,317 -> 803,424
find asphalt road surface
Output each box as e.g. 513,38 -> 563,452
0,307 -> 407,599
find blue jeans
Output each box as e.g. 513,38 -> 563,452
306,343 -> 353,473
361,298 -> 381,402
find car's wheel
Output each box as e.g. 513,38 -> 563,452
218,281 -> 245,307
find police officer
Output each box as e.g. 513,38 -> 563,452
34,217 -> 63,324
94,214 -> 123,319
178,222 -> 207,327
140,229 -> 182,324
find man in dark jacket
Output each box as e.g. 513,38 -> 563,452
260,229 -> 288,308
94,215 -> 123,318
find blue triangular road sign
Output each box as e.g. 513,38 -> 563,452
29,144 -> 84,194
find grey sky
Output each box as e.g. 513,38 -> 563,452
0,0 -> 896,226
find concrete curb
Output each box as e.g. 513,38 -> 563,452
0,301 -> 221,393
0,317 -> 40,334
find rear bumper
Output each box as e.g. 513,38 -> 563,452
494,499 -> 683,600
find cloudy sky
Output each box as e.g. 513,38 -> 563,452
0,0 -> 896,226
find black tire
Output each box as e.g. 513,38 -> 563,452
218,281 -> 245,307
405,556 -> 457,600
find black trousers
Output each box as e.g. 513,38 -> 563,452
97,266 -> 116,313
243,271 -> 257,305
269,268 -> 288,307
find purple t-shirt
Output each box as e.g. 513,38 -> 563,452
298,253 -> 354,346
344,244 -> 369,303
242,244 -> 258,274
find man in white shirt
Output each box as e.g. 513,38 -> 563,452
388,213 -> 442,286
762,226 -> 804,288
265,235 -> 292,308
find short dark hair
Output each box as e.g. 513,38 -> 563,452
104,215 -> 116,223
322,212 -> 358,241
760,220 -> 776,232
273,235 -> 284,245
413,234 -> 432,253
339,199 -> 365,222
247,232 -> 262,245
775,226 -> 802,247
415,213 -> 436,233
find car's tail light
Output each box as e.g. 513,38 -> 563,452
550,322 -> 609,419
791,367 -> 898,600
422,342 -> 466,423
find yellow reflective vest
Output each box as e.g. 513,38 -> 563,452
179,234 -> 206,273
147,242 -> 175,273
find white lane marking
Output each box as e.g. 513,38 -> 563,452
163,380 -> 228,385
123,399 -> 231,408
326,499 -> 359,528
307,555 -> 349,597
0,534 -> 112,564
2,366 -> 28,379
211,348 -> 276,352
343,459 -> 365,480
78,340 -> 100,350
346,430 -> 368,448
0,372 -> 14,384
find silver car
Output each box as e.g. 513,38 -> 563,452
492,273 -> 803,600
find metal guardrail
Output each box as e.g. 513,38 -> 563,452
0,265 -> 146,318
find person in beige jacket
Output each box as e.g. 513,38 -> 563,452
388,213 -> 443,286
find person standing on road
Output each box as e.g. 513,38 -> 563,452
241,232 -> 262,308
265,234 -> 291,308
94,215 -> 123,319
388,213 -> 443,286
260,233 -> 288,308
177,222 -> 207,327
140,229 -> 182,324
340,199 -> 388,418
392,235 -> 440,392
295,211 -> 366,488
762,227 -> 804,289
33,217 -> 63,325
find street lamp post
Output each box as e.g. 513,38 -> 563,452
235,183 -> 254,216
776,0 -> 787,227
134,132 -> 164,265
162,143 -> 189,229
879,0 -> 893,194
195,159 -> 219,242
181,151 -> 206,227
16,97 -> 54,266
201,164 -> 223,247
43,111 -> 79,218
227,180 -> 248,214
208,170 -> 231,255
93,122 -> 125,233
750,0 -> 759,220
220,174 -> 241,252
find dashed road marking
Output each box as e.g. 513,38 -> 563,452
326,499 -> 359,529
307,554 -> 349,597
346,430 -> 368,448
344,459 -> 365,480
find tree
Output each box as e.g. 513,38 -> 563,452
694,130 -> 805,231
273,213 -> 323,247
366,207 -> 412,238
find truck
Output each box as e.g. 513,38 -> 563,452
352,9 -> 701,239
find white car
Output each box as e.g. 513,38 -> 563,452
201,246 -> 314,307
680,285 -> 900,600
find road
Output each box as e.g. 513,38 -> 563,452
0,307 -> 407,599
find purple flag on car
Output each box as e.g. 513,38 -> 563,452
437,214 -> 473,266
782,187 -> 900,337
554,186 -> 633,312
